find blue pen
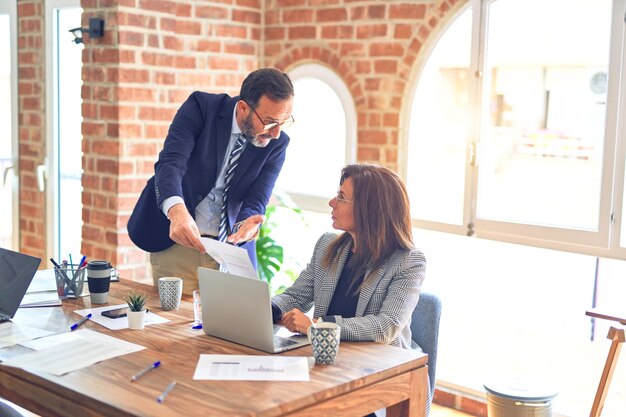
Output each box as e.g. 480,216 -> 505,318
70,313 -> 92,331
192,324 -> 203,330
130,361 -> 161,382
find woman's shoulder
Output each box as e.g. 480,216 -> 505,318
391,245 -> 426,268
315,232 -> 341,251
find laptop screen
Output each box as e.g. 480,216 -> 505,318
0,248 -> 41,320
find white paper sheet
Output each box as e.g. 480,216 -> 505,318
19,291 -> 62,308
0,322 -> 55,349
2,329 -> 144,375
200,238 -> 258,279
193,354 -> 310,381
19,329 -> 133,351
73,304 -> 169,331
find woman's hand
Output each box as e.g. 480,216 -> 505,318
280,309 -> 313,335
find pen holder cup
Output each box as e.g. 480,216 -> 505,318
54,265 -> 86,299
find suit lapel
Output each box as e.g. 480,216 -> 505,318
355,255 -> 393,316
215,98 -> 237,176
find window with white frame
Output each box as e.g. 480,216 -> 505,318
406,1 -> 626,415
279,63 -> 356,212
268,64 -> 356,293
407,0 -> 625,258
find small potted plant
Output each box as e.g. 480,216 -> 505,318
124,291 -> 149,330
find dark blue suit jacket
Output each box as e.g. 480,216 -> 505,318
127,92 -> 290,267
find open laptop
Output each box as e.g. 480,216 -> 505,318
0,248 -> 41,322
198,267 -> 309,353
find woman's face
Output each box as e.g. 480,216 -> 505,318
329,177 -> 356,235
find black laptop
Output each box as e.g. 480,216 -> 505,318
0,248 -> 41,322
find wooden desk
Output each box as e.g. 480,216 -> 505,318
0,280 -> 428,417
586,308 -> 626,417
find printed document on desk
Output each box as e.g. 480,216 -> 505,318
74,304 -> 169,330
193,354 -> 310,381
2,329 -> 144,375
0,322 -> 55,349
200,238 -> 258,279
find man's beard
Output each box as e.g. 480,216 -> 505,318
241,114 -> 274,148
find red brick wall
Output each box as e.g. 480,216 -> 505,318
80,0 -> 262,281
16,0 -> 466,278
17,0 -> 46,260
264,0 -> 462,172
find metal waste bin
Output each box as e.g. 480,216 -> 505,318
484,379 -> 558,417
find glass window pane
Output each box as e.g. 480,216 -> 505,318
278,77 -> 347,198
0,14 -> 13,249
476,0 -> 612,230
406,9 -> 472,225
55,7 -> 83,259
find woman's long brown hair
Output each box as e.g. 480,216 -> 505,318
322,164 -> 414,282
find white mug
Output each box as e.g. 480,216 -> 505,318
158,277 -> 183,311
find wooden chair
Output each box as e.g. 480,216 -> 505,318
586,309 -> 626,417
589,325 -> 625,417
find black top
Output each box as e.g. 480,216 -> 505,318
271,251 -> 366,323
324,251 -> 365,321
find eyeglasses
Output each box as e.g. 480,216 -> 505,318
245,100 -> 295,132
334,190 -> 353,204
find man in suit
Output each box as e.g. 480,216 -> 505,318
128,68 -> 294,294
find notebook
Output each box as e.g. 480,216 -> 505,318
0,248 -> 42,322
198,267 -> 310,353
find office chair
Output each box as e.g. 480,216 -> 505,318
0,399 -> 25,417
410,292 -> 442,415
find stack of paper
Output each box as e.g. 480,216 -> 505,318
19,269 -> 61,308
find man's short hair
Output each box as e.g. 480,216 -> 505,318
240,68 -> 294,108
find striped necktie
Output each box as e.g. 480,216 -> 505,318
218,134 -> 246,242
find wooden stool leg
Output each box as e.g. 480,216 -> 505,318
590,326 -> 625,417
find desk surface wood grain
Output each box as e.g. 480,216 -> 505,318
0,280 -> 428,417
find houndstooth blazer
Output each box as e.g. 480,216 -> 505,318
272,232 -> 426,349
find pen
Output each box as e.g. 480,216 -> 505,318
192,324 -> 203,330
130,361 -> 161,382
157,381 -> 177,403
70,313 -> 92,331
51,257 -> 78,295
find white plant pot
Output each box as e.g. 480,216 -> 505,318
127,310 -> 146,330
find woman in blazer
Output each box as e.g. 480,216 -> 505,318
272,163 -> 426,350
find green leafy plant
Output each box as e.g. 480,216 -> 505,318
256,191 -> 306,287
124,291 -> 149,312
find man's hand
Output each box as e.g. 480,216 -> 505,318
280,309 -> 313,335
227,214 -> 265,245
167,203 -> 205,253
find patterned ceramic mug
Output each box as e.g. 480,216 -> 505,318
158,277 -> 183,311
308,322 -> 341,365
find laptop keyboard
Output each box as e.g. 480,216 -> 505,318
273,335 -> 298,349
